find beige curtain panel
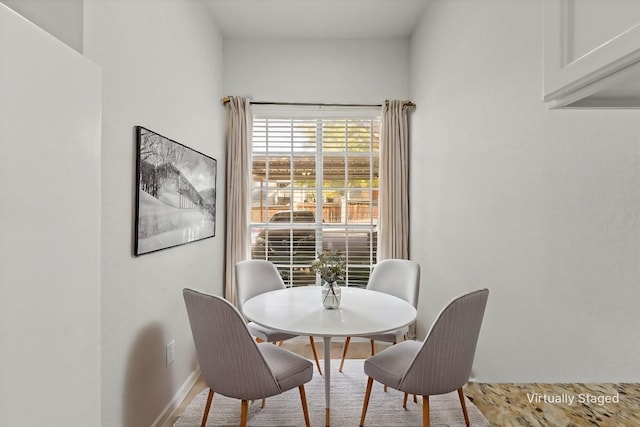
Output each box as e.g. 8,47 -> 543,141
224,97 -> 253,306
378,100 -> 411,261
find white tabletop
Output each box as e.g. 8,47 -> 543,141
242,286 -> 417,338
243,285 -> 417,426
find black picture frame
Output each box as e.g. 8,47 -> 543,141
134,126 -> 217,256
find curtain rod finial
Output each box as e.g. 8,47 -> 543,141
221,96 -> 230,105
384,100 -> 416,108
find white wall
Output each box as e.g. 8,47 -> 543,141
83,1 -> 225,425
224,38 -> 410,103
0,0 -> 83,52
0,4 -> 101,425
410,0 -> 640,382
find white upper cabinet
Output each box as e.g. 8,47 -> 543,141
544,0 -> 640,108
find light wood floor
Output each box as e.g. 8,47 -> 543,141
166,339 -> 639,426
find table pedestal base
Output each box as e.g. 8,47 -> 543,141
323,336 -> 332,426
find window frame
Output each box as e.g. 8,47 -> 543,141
250,105 -> 381,287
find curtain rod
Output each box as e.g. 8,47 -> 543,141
220,97 -> 415,108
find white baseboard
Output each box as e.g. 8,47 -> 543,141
152,368 -> 201,427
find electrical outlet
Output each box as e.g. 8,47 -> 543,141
166,340 -> 175,366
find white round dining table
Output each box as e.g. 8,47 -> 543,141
242,286 -> 417,426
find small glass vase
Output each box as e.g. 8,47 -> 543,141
321,282 -> 342,309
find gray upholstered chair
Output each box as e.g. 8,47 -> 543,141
183,288 -> 313,427
359,288 -> 489,427
236,259 -> 323,375
338,259 -> 421,372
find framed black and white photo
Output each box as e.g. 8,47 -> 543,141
134,126 -> 217,256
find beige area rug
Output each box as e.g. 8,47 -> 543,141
174,360 -> 491,426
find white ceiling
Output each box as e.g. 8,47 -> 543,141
205,0 -> 430,39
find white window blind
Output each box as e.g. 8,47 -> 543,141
250,111 -> 380,287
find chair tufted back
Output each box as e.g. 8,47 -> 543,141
235,260 -> 287,313
367,259 -> 421,307
183,288 -> 281,400
400,288 -> 489,396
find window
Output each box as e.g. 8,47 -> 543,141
250,108 -> 380,287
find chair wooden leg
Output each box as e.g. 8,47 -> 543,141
255,337 -> 264,343
403,392 -> 408,409
338,336 -> 351,372
200,389 -> 214,427
359,377 -> 374,427
422,395 -> 430,427
299,385 -> 311,427
261,398 -> 266,408
240,400 -> 249,427
309,336 -> 323,376
370,339 -> 376,355
414,394 -> 418,403
458,387 -> 470,426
